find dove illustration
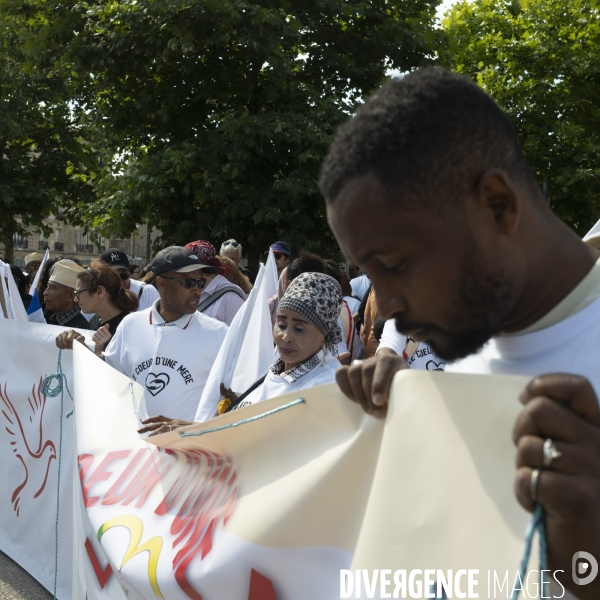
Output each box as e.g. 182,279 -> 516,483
0,378 -> 57,516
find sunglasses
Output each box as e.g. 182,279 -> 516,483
160,276 -> 207,289
274,253 -> 287,260
223,241 -> 240,248
74,288 -> 90,300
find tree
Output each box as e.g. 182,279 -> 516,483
62,0 -> 441,263
0,0 -> 94,261
440,0 -> 600,235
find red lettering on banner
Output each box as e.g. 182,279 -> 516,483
84,538 -> 113,589
80,450 -> 131,508
101,448 -> 147,505
248,569 -> 277,600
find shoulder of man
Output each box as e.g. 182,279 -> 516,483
190,310 -> 229,333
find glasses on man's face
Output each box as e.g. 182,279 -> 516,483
74,288 -> 90,300
223,241 -> 240,248
274,253 -> 286,260
160,276 -> 207,289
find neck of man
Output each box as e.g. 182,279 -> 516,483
502,215 -> 599,334
157,300 -> 185,324
54,302 -> 78,319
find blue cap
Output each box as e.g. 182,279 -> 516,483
265,241 -> 292,258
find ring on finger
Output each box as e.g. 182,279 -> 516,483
542,438 -> 562,468
352,359 -> 364,366
169,425 -> 172,432
530,468 -> 541,502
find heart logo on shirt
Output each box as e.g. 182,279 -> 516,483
145,372 -> 171,396
426,360 -> 446,372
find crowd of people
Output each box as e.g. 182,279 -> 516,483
5,66 -> 600,598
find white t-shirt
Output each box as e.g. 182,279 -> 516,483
378,319 -> 446,371
104,300 -> 228,421
446,293 -> 600,394
129,278 -> 160,312
350,275 -> 370,302
233,350 -> 341,410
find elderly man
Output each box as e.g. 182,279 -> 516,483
321,67 -> 600,598
43,260 -> 89,329
185,241 -> 246,325
103,246 -> 228,421
100,247 -> 159,311
220,238 -> 255,284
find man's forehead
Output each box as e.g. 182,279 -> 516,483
165,269 -> 205,278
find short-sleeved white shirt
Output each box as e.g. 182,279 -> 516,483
104,300 -> 228,420
128,278 -> 160,312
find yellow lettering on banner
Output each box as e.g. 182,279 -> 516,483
98,515 -> 164,598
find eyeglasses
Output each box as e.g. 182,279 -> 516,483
274,253 -> 286,260
119,271 -> 130,281
74,288 -> 90,300
223,241 -> 240,248
160,276 -> 207,289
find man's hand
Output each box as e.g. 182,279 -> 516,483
55,329 -> 86,350
514,374 -> 600,599
138,415 -> 194,437
335,348 -> 407,418
92,323 -> 112,355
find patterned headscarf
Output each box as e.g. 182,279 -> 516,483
278,272 -> 343,355
185,240 -> 230,275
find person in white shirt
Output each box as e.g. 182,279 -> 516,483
140,272 -> 343,433
100,247 -> 160,312
185,240 -> 246,325
350,273 -> 370,302
320,67 -> 600,598
104,246 -> 228,422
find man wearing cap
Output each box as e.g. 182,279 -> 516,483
100,247 -> 160,311
220,238 -> 255,284
103,246 -> 228,421
186,241 -> 246,325
265,241 -> 292,277
24,252 -> 44,279
43,260 -> 89,329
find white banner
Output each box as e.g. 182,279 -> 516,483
0,319 -> 90,598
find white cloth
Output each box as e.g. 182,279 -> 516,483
198,274 -> 246,325
350,275 -> 370,302
378,319 -> 446,371
128,278 -> 160,312
234,350 -> 341,410
104,300 -> 228,421
446,294 -> 600,394
344,296 -> 361,315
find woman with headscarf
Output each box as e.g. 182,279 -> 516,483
185,240 -> 246,325
139,272 -> 343,434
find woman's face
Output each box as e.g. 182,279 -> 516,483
273,309 -> 325,368
74,280 -> 99,314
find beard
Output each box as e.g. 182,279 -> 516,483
395,242 -> 515,362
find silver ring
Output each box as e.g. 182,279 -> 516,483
543,438 -> 562,468
530,468 -> 541,502
352,360 -> 364,366
169,425 -> 172,432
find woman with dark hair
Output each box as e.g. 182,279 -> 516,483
55,260 -> 139,355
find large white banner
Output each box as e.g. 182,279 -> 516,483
72,343 -> 539,600
0,319 -> 90,598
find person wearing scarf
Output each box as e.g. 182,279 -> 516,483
139,272 -> 344,434
184,240 -> 246,325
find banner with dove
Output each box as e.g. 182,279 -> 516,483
71,342 -> 537,600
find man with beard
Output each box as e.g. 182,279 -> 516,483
320,67 -> 600,599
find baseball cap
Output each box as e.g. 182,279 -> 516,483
264,241 -> 292,258
151,246 -> 212,276
100,248 -> 130,270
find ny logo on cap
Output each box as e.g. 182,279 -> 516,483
111,253 -> 120,262
189,255 -> 198,260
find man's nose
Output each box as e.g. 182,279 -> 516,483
375,286 -> 407,321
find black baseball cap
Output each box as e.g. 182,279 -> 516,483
101,248 -> 130,270
151,246 -> 209,276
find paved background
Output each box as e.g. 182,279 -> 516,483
0,551 -> 51,599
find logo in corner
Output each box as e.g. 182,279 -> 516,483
573,551 -> 599,585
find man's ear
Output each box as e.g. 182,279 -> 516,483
476,169 -> 522,235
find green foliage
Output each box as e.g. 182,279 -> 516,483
0,0 -> 94,247
440,0 -> 600,234
61,0 -> 440,258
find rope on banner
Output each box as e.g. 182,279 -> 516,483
180,397 -> 306,438
511,503 -> 548,600
41,350 -> 73,600
130,382 -> 139,418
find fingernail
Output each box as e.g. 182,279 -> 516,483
373,393 -> 383,406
